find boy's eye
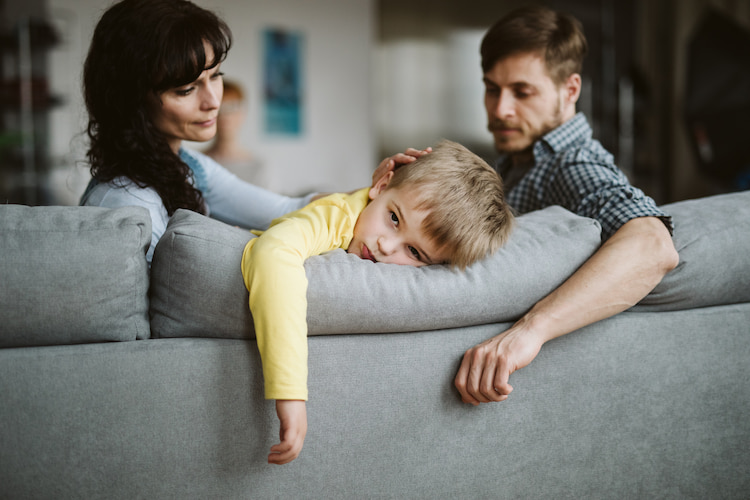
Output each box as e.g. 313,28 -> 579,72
390,212 -> 399,225
408,246 -> 421,260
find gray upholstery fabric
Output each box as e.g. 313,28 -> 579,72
0,205 -> 151,347
2,303 -> 749,499
149,205 -> 602,339
634,190 -> 750,311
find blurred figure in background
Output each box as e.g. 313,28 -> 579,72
204,79 -> 267,187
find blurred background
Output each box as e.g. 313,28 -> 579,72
1,0 -> 749,207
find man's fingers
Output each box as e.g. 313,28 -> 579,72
454,351 -> 480,406
493,359 -> 514,397
466,347 -> 492,404
456,339 -> 517,405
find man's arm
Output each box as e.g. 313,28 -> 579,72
454,216 -> 679,405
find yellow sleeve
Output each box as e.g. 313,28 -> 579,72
240,189 -> 369,400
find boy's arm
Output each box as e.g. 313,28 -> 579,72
241,192 -> 365,463
242,196 -> 361,400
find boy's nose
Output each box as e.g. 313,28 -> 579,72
377,235 -> 396,256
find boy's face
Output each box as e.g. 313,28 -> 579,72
348,172 -> 449,267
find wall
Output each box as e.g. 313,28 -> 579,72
635,0 -> 750,202
46,0 -> 375,204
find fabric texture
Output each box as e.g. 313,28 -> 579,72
2,303 -> 749,499
0,205 -> 151,347
80,147 -> 314,263
242,188 -> 370,400
633,190 -> 750,310
496,112 -> 673,240
149,205 -> 602,340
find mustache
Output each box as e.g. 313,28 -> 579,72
488,120 -> 520,132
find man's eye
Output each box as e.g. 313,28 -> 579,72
408,246 -> 421,260
390,212 -> 399,225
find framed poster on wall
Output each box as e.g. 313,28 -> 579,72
262,27 -> 304,136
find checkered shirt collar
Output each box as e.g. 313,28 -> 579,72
534,112 -> 591,158
494,112 -> 592,170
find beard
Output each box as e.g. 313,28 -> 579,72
488,99 -> 565,155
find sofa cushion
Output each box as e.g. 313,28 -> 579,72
634,190 -> 750,311
149,205 -> 602,339
0,205 -> 151,348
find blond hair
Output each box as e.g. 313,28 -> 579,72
387,139 -> 514,269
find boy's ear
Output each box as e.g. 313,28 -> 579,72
369,170 -> 394,200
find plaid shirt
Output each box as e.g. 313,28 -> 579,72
496,112 -> 672,240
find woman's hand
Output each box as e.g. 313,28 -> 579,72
372,147 -> 432,186
269,400 -> 307,465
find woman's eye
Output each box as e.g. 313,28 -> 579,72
175,87 -> 193,96
211,71 -> 224,80
390,212 -> 399,225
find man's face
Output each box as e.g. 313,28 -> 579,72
483,51 -> 577,155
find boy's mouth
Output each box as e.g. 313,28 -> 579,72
361,244 -> 377,263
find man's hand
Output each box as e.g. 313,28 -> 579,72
269,400 -> 307,465
455,216 -> 678,405
454,319 -> 544,405
372,147 -> 432,186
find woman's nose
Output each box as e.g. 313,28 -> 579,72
202,86 -> 221,110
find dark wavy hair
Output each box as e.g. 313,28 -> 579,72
84,0 -> 232,215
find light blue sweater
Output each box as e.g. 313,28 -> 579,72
80,148 -> 314,263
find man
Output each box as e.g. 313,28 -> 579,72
453,6 -> 679,405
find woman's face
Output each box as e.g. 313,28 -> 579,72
152,44 -> 224,152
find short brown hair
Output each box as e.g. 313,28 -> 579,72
387,140 -> 514,269
480,6 -> 588,85
222,79 -> 245,101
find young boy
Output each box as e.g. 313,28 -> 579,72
241,139 -> 514,465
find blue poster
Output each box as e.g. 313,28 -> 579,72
262,28 -> 304,136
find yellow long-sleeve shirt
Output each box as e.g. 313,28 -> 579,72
241,188 -> 370,400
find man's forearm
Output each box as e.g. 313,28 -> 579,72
523,216 -> 678,343
455,216 -> 678,405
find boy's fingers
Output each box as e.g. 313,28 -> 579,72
268,440 -> 296,465
269,439 -> 302,465
268,450 -> 295,465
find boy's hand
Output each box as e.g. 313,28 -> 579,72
372,147 -> 432,186
269,400 -> 307,465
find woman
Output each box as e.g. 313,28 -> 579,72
80,0 -> 315,263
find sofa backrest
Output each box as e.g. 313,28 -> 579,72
0,205 -> 151,348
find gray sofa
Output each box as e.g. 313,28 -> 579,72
1,191 -> 749,499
